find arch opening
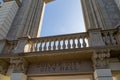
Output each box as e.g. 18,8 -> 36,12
40,0 -> 85,37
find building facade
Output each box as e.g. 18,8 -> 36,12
115,0 -> 120,10
0,0 -> 120,80
0,1 -> 18,39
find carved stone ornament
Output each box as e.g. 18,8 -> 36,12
92,49 -> 110,69
10,57 -> 28,73
0,60 -> 9,75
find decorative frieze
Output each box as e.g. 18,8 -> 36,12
92,49 -> 110,69
28,61 -> 92,75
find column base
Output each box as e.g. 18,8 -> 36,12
11,73 -> 27,80
94,69 -> 113,80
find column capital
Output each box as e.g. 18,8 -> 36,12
10,57 -> 28,73
92,49 -> 110,69
0,60 -> 9,75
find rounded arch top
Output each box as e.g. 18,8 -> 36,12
45,0 -> 55,3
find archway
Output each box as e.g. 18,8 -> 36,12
40,0 -> 86,37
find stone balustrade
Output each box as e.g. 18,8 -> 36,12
101,29 -> 118,45
2,28 -> 120,54
26,32 -> 88,52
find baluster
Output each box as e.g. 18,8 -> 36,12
35,41 -> 38,51
30,42 -> 34,52
63,39 -> 66,49
104,32 -> 111,45
109,32 -> 116,45
39,41 -> 43,51
72,38 -> 76,48
67,39 -> 71,49
48,40 -> 52,51
77,38 -> 81,48
82,37 -> 87,48
58,40 -> 61,50
44,41 -> 47,51
53,40 -> 56,50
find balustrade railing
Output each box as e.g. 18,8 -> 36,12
101,29 -> 118,45
3,28 -> 120,54
26,32 -> 88,52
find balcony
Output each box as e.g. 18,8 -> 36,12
0,27 -> 120,60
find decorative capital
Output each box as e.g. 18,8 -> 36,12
0,60 -> 9,75
10,57 -> 28,73
92,49 -> 110,69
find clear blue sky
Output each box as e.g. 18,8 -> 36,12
0,0 -> 85,37
41,0 -> 85,37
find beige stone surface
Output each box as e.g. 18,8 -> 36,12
0,74 -> 10,80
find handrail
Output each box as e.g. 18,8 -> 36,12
25,32 -> 88,52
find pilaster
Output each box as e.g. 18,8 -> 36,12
81,0 -> 120,30
88,29 -> 105,47
0,40 -> 6,54
116,26 -> 120,44
8,57 -> 28,80
92,49 -> 113,80
11,73 -> 27,80
14,37 -> 29,53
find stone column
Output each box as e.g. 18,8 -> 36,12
11,73 -> 27,80
7,0 -> 53,40
92,50 -> 113,80
88,29 -> 105,47
10,57 -> 28,80
116,26 -> 120,44
13,37 -> 30,53
0,40 -> 7,54
81,0 -> 120,30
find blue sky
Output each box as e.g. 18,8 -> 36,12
0,0 -> 85,37
41,0 -> 85,37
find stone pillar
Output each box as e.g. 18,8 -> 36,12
0,40 -> 6,54
116,26 -> 120,44
94,69 -> 113,80
10,57 -> 28,80
11,73 -> 27,80
92,50 -> 113,80
7,0 -> 53,40
13,37 -> 30,53
81,0 -> 120,30
88,29 -> 105,47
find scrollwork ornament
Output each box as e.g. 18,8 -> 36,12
92,50 -> 110,69
10,57 -> 28,73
